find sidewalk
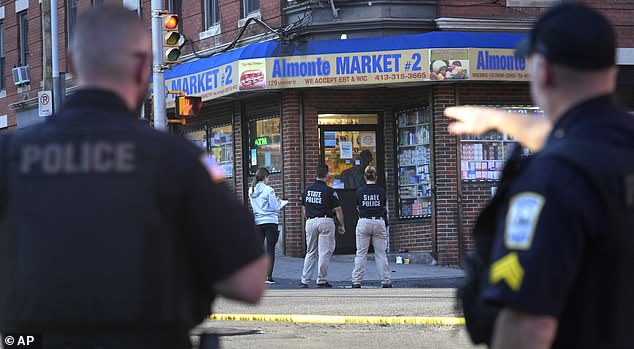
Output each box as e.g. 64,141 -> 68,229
268,252 -> 466,288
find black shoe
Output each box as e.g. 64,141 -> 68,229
382,283 -> 393,288
317,282 -> 333,288
265,277 -> 276,284
298,282 -> 309,288
352,283 -> 361,289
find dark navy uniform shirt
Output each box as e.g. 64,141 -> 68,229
0,89 -> 264,346
302,179 -> 340,218
355,183 -> 387,219
481,95 -> 634,346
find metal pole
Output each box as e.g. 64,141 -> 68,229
152,0 -> 167,131
42,0 -> 53,93
51,0 -> 62,112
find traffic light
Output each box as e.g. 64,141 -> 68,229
162,13 -> 181,64
176,96 -> 202,117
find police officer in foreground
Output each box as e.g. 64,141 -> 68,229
351,166 -> 391,289
446,3 -> 634,348
299,164 -> 345,288
0,6 -> 266,348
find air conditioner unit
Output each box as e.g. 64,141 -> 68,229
12,66 -> 30,85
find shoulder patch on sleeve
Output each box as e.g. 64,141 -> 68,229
199,154 -> 226,183
504,192 -> 545,250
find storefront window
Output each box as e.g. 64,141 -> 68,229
460,106 -> 543,181
183,129 -> 207,151
396,107 -> 432,219
248,116 -> 282,175
209,125 -> 234,178
321,131 -> 377,189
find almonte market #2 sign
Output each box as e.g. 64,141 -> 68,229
162,47 -> 529,106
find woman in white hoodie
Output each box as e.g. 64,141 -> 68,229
249,167 -> 281,284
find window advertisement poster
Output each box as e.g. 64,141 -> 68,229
239,59 -> 266,90
358,131 -> 376,147
429,48 -> 469,81
251,148 -> 258,166
265,152 -> 271,167
324,131 -> 337,147
340,141 -> 353,159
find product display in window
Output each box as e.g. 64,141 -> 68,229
209,125 -> 234,178
396,107 -> 433,219
459,106 -> 542,181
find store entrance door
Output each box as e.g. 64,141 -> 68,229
319,116 -> 383,254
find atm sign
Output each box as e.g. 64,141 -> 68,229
254,136 -> 270,146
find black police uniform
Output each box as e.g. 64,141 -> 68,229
302,180 -> 340,219
351,183 -> 390,286
355,184 -> 387,220
481,95 -> 634,347
0,90 -> 264,348
300,179 -> 341,285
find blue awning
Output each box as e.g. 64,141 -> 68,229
165,31 -> 527,81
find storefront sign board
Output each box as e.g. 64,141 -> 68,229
265,49 -> 430,89
469,48 -> 531,81
163,61 -> 240,107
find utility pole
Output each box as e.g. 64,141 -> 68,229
51,0 -> 63,112
42,0 -> 53,93
151,0 -> 167,131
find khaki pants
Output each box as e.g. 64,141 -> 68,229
301,217 -> 336,284
351,218 -> 391,285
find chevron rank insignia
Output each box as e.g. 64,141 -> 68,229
504,192 -> 544,250
489,252 -> 525,292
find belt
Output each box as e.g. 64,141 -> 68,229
360,216 -> 383,220
308,215 -> 332,219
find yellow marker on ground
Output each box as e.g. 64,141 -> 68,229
211,313 -> 465,326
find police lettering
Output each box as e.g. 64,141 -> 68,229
20,141 -> 137,174
362,194 -> 381,207
305,190 -> 322,204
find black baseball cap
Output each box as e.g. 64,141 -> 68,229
515,3 -> 616,69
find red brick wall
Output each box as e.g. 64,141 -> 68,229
438,0 -> 541,21
439,0 -> 633,47
280,90 -> 304,255
190,0 -> 284,57
431,84 -> 460,265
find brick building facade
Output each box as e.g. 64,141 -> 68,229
1,0 -> 632,266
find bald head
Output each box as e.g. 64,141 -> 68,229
70,6 -> 150,84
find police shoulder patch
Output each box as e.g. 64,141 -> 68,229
504,192 -> 545,250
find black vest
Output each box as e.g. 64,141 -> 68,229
544,140 -> 634,348
460,140 -> 634,347
0,98 -> 211,335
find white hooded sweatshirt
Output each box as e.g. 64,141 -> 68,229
248,182 -> 280,225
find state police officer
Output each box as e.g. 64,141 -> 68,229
0,6 -> 266,349
351,166 -> 391,288
447,4 -> 634,348
299,164 -> 345,288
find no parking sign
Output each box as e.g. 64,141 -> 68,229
38,91 -> 53,117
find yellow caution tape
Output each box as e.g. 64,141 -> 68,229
210,313 -> 465,326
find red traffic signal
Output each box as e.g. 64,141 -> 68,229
176,96 -> 202,117
164,14 -> 178,30
161,14 -> 181,64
